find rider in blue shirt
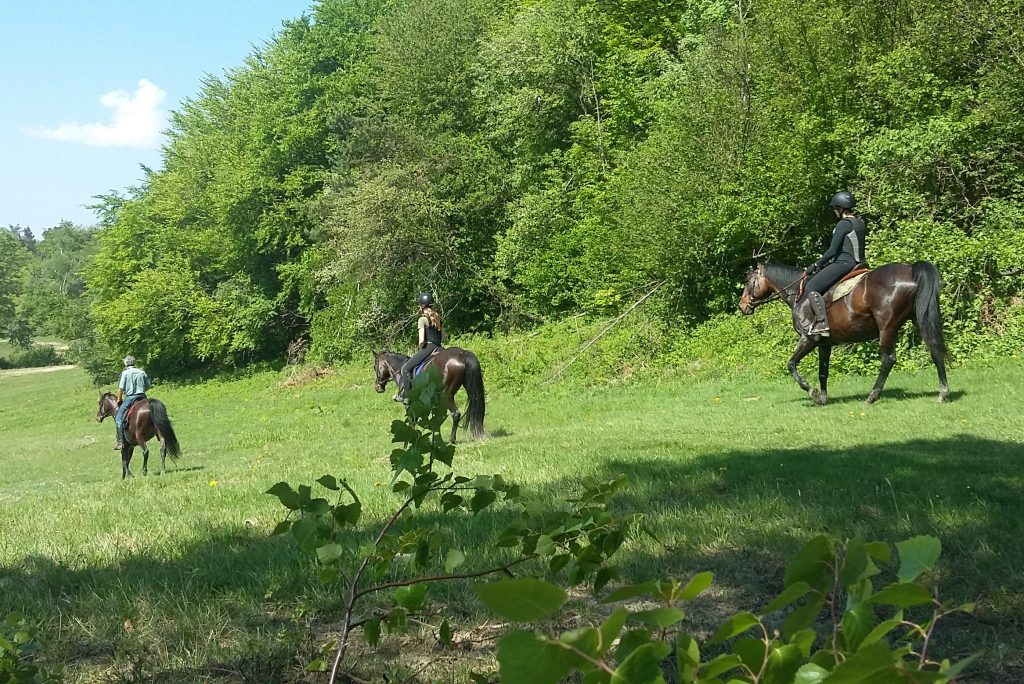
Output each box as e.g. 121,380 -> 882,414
114,355 -> 151,450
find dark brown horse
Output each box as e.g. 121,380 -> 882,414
97,393 -> 181,478
373,348 -> 485,442
739,261 -> 949,405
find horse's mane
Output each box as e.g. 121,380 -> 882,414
380,350 -> 409,363
763,263 -> 805,286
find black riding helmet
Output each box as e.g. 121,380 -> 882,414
830,191 -> 857,210
417,292 -> 434,307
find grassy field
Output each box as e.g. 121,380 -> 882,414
1,360 -> 1022,682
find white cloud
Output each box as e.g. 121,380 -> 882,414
24,79 -> 167,148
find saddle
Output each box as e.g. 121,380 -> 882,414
412,349 -> 441,377
823,266 -> 871,307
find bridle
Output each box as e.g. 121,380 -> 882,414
375,355 -> 401,392
745,267 -> 808,310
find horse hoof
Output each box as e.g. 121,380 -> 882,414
808,388 -> 825,405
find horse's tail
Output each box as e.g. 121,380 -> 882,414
461,350 -> 485,440
912,261 -> 947,361
149,399 -> 181,460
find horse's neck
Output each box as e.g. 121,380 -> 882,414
765,265 -> 805,305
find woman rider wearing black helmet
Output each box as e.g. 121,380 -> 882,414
797,191 -> 868,337
396,292 -> 444,403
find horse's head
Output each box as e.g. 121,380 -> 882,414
96,392 -> 117,422
372,351 -> 395,393
739,263 -> 772,315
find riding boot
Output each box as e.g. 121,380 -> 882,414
807,291 -> 831,337
114,425 -> 125,451
795,298 -> 818,337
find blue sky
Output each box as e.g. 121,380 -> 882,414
0,1 -> 313,234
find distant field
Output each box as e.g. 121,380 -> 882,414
0,361 -> 1022,682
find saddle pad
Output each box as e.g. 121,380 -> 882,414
413,350 -> 441,376
832,271 -> 869,302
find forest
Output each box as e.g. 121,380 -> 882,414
2,0 -> 1022,377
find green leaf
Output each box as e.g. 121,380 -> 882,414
842,601 -> 875,651
858,614 -> 903,650
473,578 -> 567,621
471,489 -> 497,513
395,584 -> 428,611
680,571 -> 714,600
709,611 -> 759,644
561,627 -> 600,658
793,663 -> 830,684
616,629 -> 653,661
316,543 -> 345,564
611,642 -> 671,684
270,520 -> 292,535
896,536 -> 941,583
782,595 -> 825,639
602,581 -> 659,604
630,607 -> 684,629
734,637 -> 767,672
363,618 -> 381,646
869,582 -> 933,607
825,642 -> 898,683
700,653 -> 743,679
266,482 -> 300,510
840,537 -> 880,587
789,629 -> 816,657
784,536 -> 834,589
316,474 -> 339,491
761,581 -> 813,615
497,631 -> 582,684
939,652 -> 980,680
535,534 -> 556,557
439,619 -> 453,648
386,607 -> 408,633
444,549 -> 466,573
600,608 -> 629,655
676,634 -> 700,683
595,566 -> 621,594
864,542 -> 891,564
764,644 -> 802,684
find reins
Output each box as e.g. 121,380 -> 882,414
748,269 -> 808,308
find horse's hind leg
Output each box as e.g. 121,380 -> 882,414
448,394 -> 462,444
930,346 -> 950,403
866,328 -> 898,404
142,442 -> 150,476
122,446 -> 134,479
160,438 -> 167,475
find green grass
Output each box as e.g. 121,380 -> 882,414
1,360 -> 1022,681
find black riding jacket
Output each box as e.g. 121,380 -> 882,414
815,216 -> 866,269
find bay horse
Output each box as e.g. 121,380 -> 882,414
739,261 -> 950,405
97,393 -> 181,478
372,348 -> 485,443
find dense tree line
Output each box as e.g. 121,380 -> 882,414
55,0 -> 1024,373
0,224 -> 94,351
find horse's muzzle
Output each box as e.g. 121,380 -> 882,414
374,384 -> 385,393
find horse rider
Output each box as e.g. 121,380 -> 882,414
114,355 -> 151,450
797,191 -> 868,338
396,292 -> 444,404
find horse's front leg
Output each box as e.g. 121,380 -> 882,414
787,336 -> 821,401
812,343 -> 833,406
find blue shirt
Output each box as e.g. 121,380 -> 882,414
118,367 -> 151,396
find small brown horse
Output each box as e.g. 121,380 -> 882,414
373,348 -> 485,442
97,393 -> 181,478
739,261 -> 950,405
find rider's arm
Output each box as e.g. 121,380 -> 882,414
418,323 -> 427,349
815,220 -> 851,269
116,371 -> 127,403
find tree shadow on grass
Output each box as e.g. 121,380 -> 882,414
4,435 -> 1022,681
